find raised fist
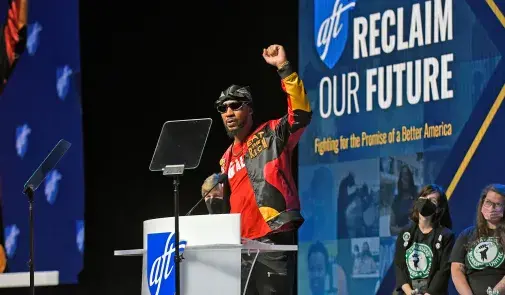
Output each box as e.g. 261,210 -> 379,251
262,44 -> 287,69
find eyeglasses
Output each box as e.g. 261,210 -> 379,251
217,101 -> 246,114
483,199 -> 505,209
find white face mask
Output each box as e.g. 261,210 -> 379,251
481,205 -> 504,223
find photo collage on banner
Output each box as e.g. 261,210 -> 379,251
0,0 -> 84,286
297,0 -> 502,294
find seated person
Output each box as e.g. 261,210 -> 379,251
201,173 -> 225,214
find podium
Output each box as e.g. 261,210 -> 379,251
114,214 -> 297,295
0,271 -> 59,288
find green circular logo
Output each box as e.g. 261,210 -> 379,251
406,243 -> 433,279
467,237 -> 505,270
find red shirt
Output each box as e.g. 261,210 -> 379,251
225,142 -> 271,239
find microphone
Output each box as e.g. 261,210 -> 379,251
186,173 -> 227,216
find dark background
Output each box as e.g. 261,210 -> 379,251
1,0 -> 299,294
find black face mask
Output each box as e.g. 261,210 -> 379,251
415,198 -> 437,217
205,198 -> 224,214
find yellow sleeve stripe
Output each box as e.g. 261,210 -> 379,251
259,206 -> 280,222
282,72 -> 311,113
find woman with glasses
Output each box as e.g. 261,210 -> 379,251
394,184 -> 454,295
450,184 -> 505,295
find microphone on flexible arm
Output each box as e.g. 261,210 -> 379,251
186,173 -> 228,216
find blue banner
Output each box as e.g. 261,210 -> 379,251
298,0 -> 505,293
0,0 -> 84,285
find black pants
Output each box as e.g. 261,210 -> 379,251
241,231 -> 297,295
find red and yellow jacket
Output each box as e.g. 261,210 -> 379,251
220,63 -> 312,239
0,0 -> 27,273
0,0 -> 27,95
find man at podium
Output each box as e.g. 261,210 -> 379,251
215,44 -> 312,294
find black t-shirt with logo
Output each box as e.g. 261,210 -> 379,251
395,225 -> 454,295
405,229 -> 436,280
449,226 -> 505,295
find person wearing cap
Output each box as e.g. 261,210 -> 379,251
215,44 -> 312,295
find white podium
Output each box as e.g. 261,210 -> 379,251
0,271 -> 59,288
114,213 -> 297,295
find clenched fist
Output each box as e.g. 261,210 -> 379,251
262,44 -> 287,69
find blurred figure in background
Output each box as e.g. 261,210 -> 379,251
390,165 -> 418,236
308,241 -> 348,295
337,173 -> 355,239
353,241 -> 378,275
380,182 -> 395,237
201,173 -> 225,215
301,167 -> 334,241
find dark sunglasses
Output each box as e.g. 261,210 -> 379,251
217,101 -> 247,113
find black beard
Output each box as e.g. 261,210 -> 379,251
223,120 -> 245,138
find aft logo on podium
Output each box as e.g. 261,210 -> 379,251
147,232 -> 187,295
314,0 -> 356,69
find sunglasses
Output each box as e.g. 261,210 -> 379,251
217,101 -> 247,113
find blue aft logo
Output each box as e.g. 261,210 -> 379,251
314,0 -> 356,69
147,232 -> 187,295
